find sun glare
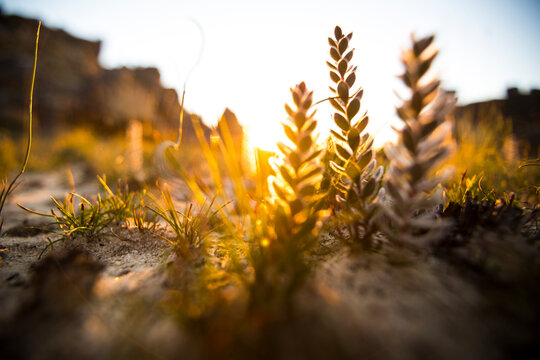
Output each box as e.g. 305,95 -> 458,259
245,123 -> 283,153
244,111 -> 398,156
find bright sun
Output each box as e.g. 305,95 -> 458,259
243,106 -> 331,153
245,123 -> 284,153
243,97 -> 399,154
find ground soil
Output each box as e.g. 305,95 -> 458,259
0,170 -> 538,360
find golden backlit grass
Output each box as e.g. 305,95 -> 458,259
447,106 -> 540,201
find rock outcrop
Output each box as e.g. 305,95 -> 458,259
0,14 -> 194,134
84,66 -> 181,131
217,108 -> 244,151
454,88 -> 540,156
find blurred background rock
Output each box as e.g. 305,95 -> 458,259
0,13 -> 182,134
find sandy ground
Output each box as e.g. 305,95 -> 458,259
0,170 -> 539,359
2,165 -> 98,230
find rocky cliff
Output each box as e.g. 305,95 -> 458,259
0,13 -> 201,134
454,88 -> 540,156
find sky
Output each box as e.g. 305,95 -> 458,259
2,0 -> 540,150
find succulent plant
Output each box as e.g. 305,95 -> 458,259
326,26 -> 384,249
380,34 -> 456,246
250,82 -> 326,311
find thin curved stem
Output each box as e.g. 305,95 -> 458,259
0,21 -> 40,229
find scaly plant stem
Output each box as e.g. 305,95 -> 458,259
0,21 -> 40,231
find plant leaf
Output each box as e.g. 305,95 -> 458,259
289,152 -> 301,170
299,184 -> 316,197
334,26 -> 343,39
328,37 -> 337,48
337,81 -> 349,102
402,126 -> 416,153
356,115 -> 369,134
285,103 -> 294,117
300,167 -> 321,182
334,113 -> 350,131
282,122 -> 297,144
344,49 -> 354,62
362,178 -> 377,199
329,161 -> 345,174
326,61 -> 337,71
294,112 -> 306,129
345,72 -> 356,88
347,128 -> 360,152
347,98 -> 360,119
329,70 -> 341,83
335,143 -> 352,160
299,136 -> 313,153
330,47 -> 340,61
338,37 -> 348,54
329,98 -> 345,113
330,129 -> 346,142
358,150 -> 373,170
413,35 -> 434,57
273,181 -> 289,202
338,60 -> 348,77
279,165 -> 295,188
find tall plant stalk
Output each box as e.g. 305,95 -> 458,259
381,34 -> 456,245
250,82 -> 326,313
0,21 -> 41,232
326,26 -> 383,249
